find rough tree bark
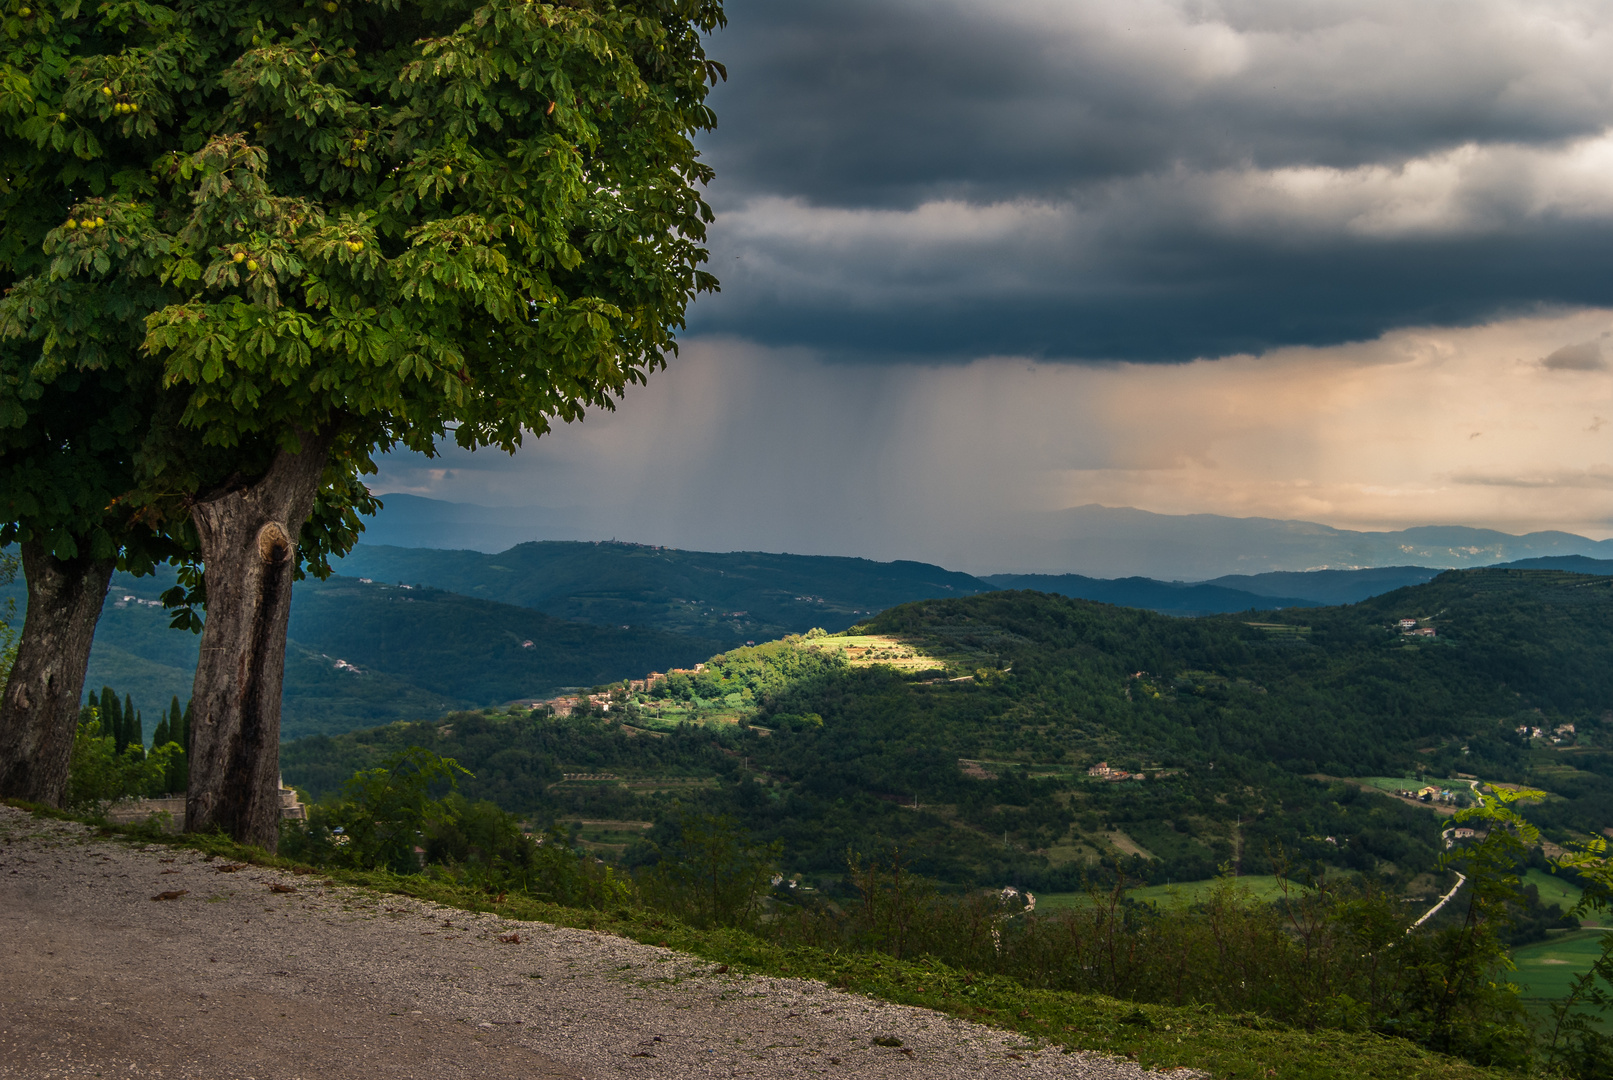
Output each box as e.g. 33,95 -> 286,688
186,431 -> 333,850
0,541 -> 115,805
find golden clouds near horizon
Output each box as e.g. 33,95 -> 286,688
1030,311 -> 1613,536
372,310 -> 1613,558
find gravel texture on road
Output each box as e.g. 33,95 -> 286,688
0,806 -> 1200,1079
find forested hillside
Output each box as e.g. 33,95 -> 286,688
77,572 -> 722,738
284,567 -> 1613,893
336,540 -> 989,639
290,578 -> 721,705
978,572 -> 1320,615
869,568 -> 1613,777
49,547 -> 1613,742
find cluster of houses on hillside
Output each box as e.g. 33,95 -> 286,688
1087,761 -> 1147,781
529,663 -> 709,716
1517,722 -> 1576,743
626,664 -> 704,692
1394,784 -> 1458,803
536,692 -> 613,716
1396,618 -> 1436,637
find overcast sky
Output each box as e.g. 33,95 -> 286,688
373,0 -> 1613,566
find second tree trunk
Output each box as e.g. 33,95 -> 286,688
185,432 -> 332,850
0,541 -> 115,806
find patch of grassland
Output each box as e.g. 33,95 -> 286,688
1511,927 -> 1613,1032
805,634 -> 945,672
17,800 -> 1519,1080
1037,875 -> 1303,911
1102,828 -> 1155,860
1036,834 -> 1104,868
565,819 -> 653,857
1524,868 -> 1583,913
630,701 -> 749,728
956,757 -> 1085,782
1512,929 -> 1610,1002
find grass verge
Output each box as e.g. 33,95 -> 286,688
1038,875 -> 1306,911
1514,929 -> 1611,1000
4,798 -> 1517,1080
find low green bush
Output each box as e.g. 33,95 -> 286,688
63,709 -> 182,812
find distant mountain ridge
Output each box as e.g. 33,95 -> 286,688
1196,567 -> 1444,605
989,504 -> 1613,578
336,542 -> 1613,633
357,492 -> 588,551
358,494 -> 1613,578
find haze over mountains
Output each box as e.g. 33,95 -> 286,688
364,494 -> 1613,579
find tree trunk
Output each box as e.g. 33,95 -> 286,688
185,431 -> 333,850
0,542 -> 115,806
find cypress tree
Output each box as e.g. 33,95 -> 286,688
168,697 -> 183,744
151,712 -> 170,753
97,686 -> 115,738
100,687 -> 123,754
131,709 -> 143,758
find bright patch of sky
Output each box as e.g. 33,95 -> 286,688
376,311 -> 1613,568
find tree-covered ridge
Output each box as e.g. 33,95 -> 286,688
861,569 -> 1613,776
337,539 -> 991,640
287,576 -> 725,707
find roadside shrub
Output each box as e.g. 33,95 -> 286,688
279,748 -> 634,909
638,809 -> 781,929
64,708 -> 181,812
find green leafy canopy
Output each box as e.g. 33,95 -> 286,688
0,0 -> 723,561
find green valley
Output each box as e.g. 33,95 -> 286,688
282,567 -> 1613,897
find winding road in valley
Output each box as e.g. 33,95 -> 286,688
1412,778 -> 1486,931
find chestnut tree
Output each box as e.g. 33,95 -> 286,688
0,0 -> 723,846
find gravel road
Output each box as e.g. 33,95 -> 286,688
0,806 -> 1198,1079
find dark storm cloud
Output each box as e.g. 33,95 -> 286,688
689,0 -> 1613,360
701,222 -> 1613,361
703,0 -> 1613,206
